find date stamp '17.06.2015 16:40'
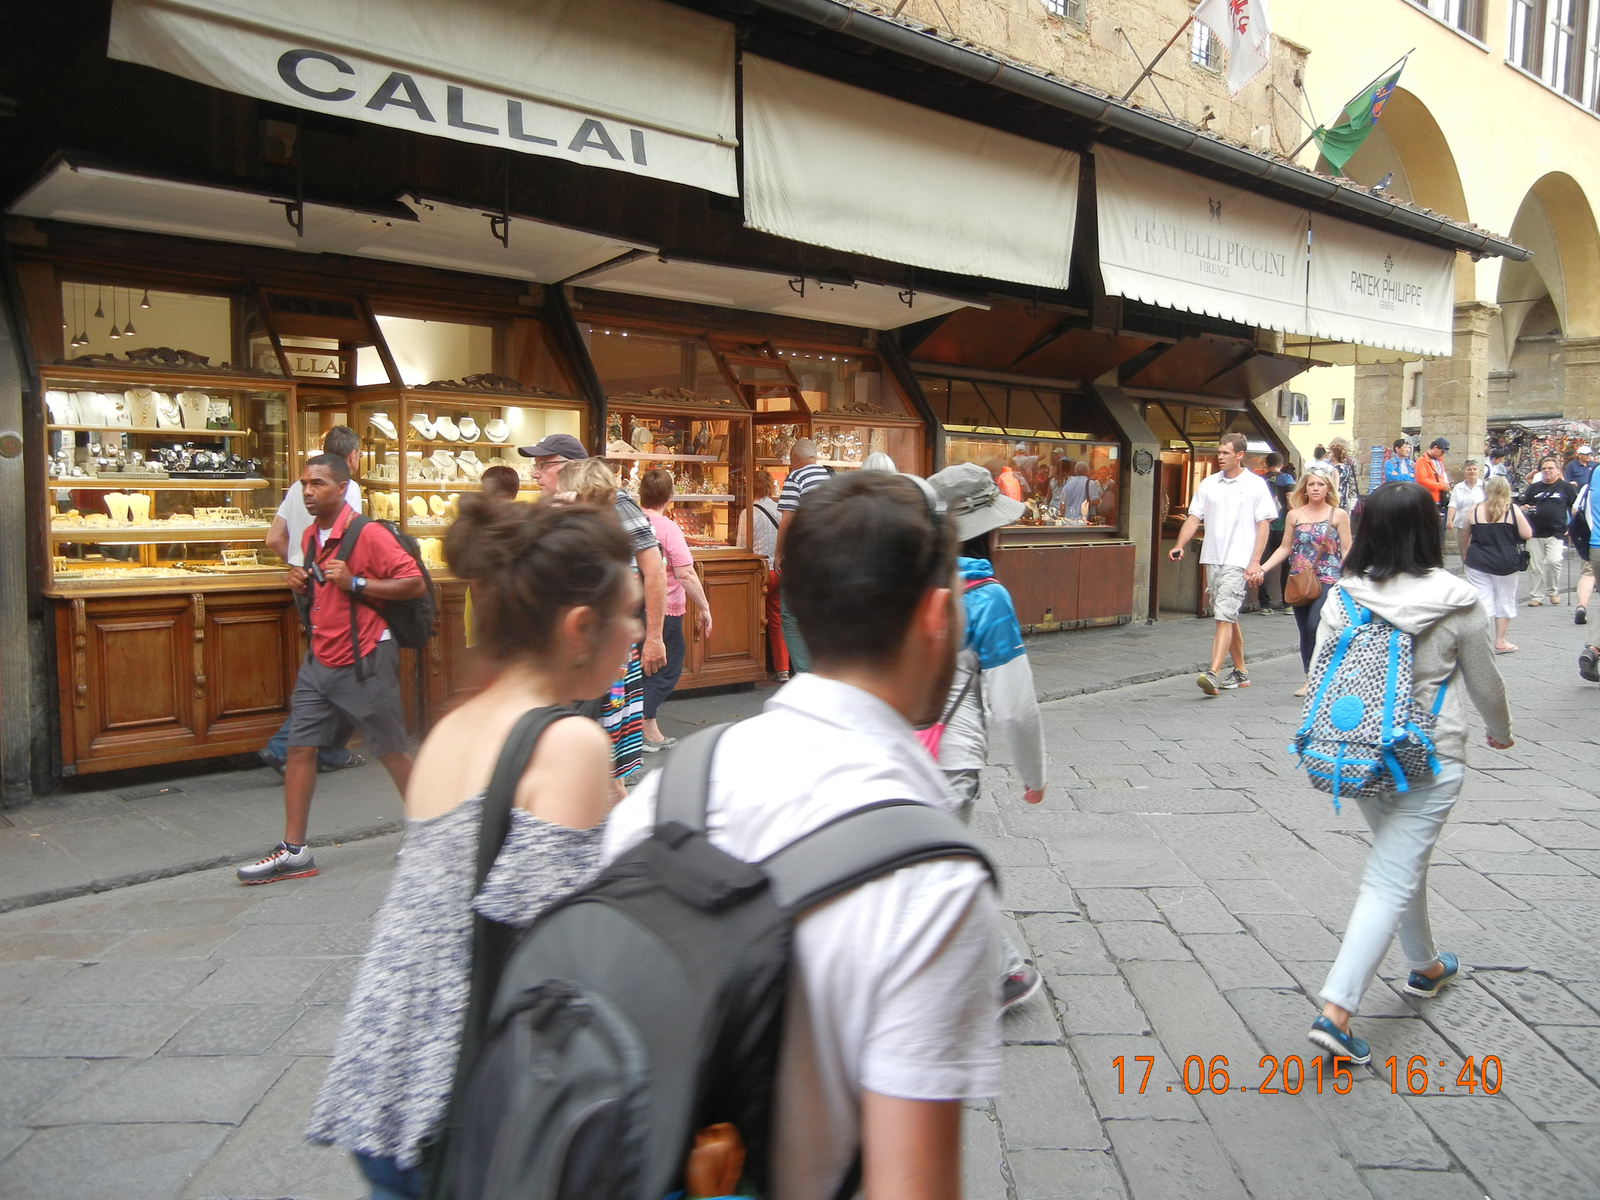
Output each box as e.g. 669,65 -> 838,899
1114,1054 -> 1504,1097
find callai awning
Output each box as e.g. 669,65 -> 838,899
107,0 -> 740,196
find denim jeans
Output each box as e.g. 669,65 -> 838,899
353,1152 -> 421,1200
263,713 -> 356,769
780,597 -> 811,675
1320,761 -> 1463,1014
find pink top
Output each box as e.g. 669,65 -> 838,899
646,510 -> 693,617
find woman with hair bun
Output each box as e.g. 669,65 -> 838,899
308,494 -> 641,1196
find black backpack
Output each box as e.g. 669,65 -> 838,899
428,720 -> 996,1200
301,515 -> 438,668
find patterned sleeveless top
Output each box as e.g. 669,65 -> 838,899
307,795 -> 601,1167
1290,519 -> 1343,584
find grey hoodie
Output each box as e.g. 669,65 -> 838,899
1315,569 -> 1513,763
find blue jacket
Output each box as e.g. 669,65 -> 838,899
1384,456 -> 1415,484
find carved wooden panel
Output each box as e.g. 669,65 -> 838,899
205,598 -> 296,722
680,554 -> 766,690
93,610 -> 189,732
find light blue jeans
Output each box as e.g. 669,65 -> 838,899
1320,761 -> 1463,1014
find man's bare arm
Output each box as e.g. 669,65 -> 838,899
861,1092 -> 961,1200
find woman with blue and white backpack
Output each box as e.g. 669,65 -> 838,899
1304,482 -> 1514,1067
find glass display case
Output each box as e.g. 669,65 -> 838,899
41,359 -> 295,592
944,432 -> 1121,532
605,400 -> 751,550
349,381 -> 586,570
747,345 -> 926,486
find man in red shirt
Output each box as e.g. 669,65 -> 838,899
238,454 -> 425,883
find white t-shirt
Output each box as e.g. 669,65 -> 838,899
1188,469 -> 1277,567
1448,481 -> 1485,529
276,479 -> 362,566
601,674 -> 1001,1200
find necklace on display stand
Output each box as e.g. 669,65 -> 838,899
177,390 -> 210,430
483,418 -> 510,444
124,388 -> 157,427
368,412 -> 398,441
45,391 -> 72,424
433,416 -> 460,442
457,417 -> 480,442
154,393 -> 184,429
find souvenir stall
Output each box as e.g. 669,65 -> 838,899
915,370 -> 1135,630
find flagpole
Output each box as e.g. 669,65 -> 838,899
1286,50 -> 1413,163
1121,15 -> 1195,102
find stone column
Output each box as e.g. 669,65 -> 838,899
1561,336 -> 1600,421
1093,381 -> 1160,622
1423,301 -> 1496,467
1353,362 -> 1404,483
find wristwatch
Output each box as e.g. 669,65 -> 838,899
352,576 -> 368,595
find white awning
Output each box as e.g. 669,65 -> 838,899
107,0 -> 738,196
9,162 -> 649,284
740,56 -> 1080,292
1304,213 -> 1455,358
1096,145 -> 1455,358
1096,144 -> 1309,335
576,255 -> 980,330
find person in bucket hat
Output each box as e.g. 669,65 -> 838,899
927,461 -> 1047,1013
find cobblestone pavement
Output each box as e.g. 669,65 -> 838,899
2,600 -> 1598,1198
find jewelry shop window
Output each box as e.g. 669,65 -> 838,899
920,376 -> 1124,536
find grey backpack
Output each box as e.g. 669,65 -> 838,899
431,719 -> 996,1200
1290,587 -> 1447,808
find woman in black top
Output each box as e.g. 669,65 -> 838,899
1463,476 -> 1533,653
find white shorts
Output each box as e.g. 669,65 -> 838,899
1207,564 -> 1247,624
1465,567 -> 1519,620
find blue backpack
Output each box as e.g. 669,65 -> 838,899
1290,588 -> 1448,809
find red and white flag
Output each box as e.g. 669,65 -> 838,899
1194,0 -> 1272,95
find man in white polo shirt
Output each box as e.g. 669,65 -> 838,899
604,472 -> 1000,1199
1168,432 -> 1277,695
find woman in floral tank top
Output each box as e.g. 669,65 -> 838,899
1251,463 -> 1352,695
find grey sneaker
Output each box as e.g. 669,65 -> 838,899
1221,667 -> 1250,689
641,736 -> 678,754
1001,965 -> 1043,1013
1197,670 -> 1221,696
237,842 -> 317,885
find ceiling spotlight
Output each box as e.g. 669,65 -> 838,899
94,291 -> 105,320
139,289 -> 150,309
123,318 -> 136,337
108,324 -> 121,340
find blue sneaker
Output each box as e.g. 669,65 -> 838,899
1404,951 -> 1459,998
1307,1015 -> 1371,1065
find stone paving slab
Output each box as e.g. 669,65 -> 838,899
1,599 -> 1598,1197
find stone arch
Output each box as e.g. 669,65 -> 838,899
1498,173 -> 1600,346
1333,88 -> 1475,302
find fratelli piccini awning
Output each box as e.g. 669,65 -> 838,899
740,56 -> 1081,293
107,0 -> 739,196
1095,145 -> 1456,357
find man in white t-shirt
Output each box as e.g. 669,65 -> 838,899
603,472 -> 1000,1200
1168,432 -> 1277,695
260,426 -> 363,771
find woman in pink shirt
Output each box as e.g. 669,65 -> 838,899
638,469 -> 714,751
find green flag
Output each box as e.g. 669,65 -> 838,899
1313,58 -> 1407,173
